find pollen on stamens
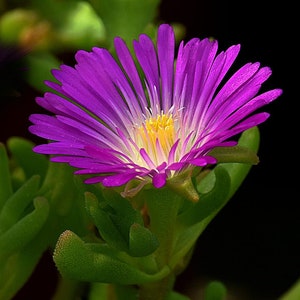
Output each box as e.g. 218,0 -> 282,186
134,113 -> 176,165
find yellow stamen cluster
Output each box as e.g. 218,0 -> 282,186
136,113 -> 176,165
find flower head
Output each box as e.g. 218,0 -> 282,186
29,24 -> 282,189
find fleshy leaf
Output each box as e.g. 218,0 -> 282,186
0,196 -> 49,259
0,175 -> 41,234
177,166 -> 230,227
85,191 -> 130,252
85,190 -> 154,256
0,232 -> 49,300
53,230 -> 170,284
208,144 -> 259,164
129,223 -> 159,257
220,126 -> 260,199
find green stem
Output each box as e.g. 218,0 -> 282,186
137,186 -> 184,300
138,273 -> 176,300
144,188 -> 182,268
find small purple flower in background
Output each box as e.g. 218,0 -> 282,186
29,23 -> 282,189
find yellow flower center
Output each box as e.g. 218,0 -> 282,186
136,113 -> 176,165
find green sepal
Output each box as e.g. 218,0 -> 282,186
53,230 -> 170,284
204,281 -> 227,300
85,190 -> 158,257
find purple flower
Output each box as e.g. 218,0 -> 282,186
28,23 -> 282,189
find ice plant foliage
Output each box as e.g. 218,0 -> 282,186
29,24 -> 282,189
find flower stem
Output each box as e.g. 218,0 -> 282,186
138,273 -> 176,300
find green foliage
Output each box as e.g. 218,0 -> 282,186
53,229 -> 169,284
0,142 -> 49,299
85,190 -> 159,257
0,138 -> 92,299
52,127 -> 260,298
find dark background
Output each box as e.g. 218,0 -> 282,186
1,1 -> 297,299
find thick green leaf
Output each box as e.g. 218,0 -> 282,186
0,233 -> 48,300
53,230 -> 170,284
0,196 -> 49,259
220,126 -> 260,199
129,223 -> 159,257
85,192 -> 129,252
0,175 -> 40,234
85,190 -> 151,255
178,167 -> 230,227
208,144 -> 259,164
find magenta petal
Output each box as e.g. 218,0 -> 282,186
190,156 -> 217,166
28,23 -> 282,190
152,172 -> 167,188
101,172 -> 138,187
